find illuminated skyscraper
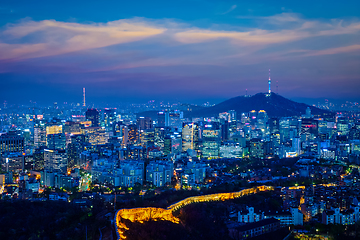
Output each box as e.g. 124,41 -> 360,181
182,123 -> 200,153
0,131 -> 24,154
46,124 -> 62,135
81,127 -> 107,145
86,108 -> 100,127
46,133 -> 66,150
44,149 -> 67,173
202,122 -> 221,158
137,117 -> 153,131
104,108 -> 116,131
34,121 -> 46,148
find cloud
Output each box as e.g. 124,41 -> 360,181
304,44 -> 360,56
237,12 -> 301,23
173,16 -> 360,46
174,29 -> 308,45
0,14 -> 359,74
221,5 -> 237,15
0,19 -> 166,61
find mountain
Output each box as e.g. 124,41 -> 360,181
189,93 -> 332,118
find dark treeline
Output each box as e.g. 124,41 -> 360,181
0,200 -> 108,240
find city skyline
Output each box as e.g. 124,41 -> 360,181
1,1 -> 360,104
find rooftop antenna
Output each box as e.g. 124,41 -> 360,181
276,81 -> 278,94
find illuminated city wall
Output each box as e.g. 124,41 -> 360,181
116,185 -> 274,239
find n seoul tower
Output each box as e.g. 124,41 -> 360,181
268,69 -> 271,94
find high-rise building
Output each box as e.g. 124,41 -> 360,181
157,112 -> 166,127
127,124 -> 139,145
140,129 -> 155,148
46,133 -> 66,150
250,138 -> 265,159
46,124 -> 63,135
44,149 -> 67,173
336,117 -> 349,136
137,117 -> 153,131
67,134 -> 86,168
34,121 -> 46,148
81,127 -> 107,145
301,118 -> 318,141
154,127 -> 171,150
1,153 -> 24,172
104,108 -> 116,131
86,108 -> 100,127
167,112 -> 182,129
0,131 -> 25,154
202,122 -> 221,158
34,147 -> 46,171
182,123 -> 200,153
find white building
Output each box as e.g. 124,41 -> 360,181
238,207 -> 303,226
146,161 -> 173,187
238,207 -> 264,223
322,207 -> 360,225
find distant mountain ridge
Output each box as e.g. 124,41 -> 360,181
137,93 -> 332,119
190,93 -> 331,118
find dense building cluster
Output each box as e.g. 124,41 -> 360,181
0,95 -> 360,239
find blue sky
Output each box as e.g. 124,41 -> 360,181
0,0 -> 360,104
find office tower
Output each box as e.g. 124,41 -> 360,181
86,108 -> 100,127
1,153 -> 24,172
163,132 -> 182,155
46,133 -> 66,150
202,122 -> 221,158
301,118 -> 318,141
67,134 -> 86,169
250,138 -> 265,158
127,124 -> 139,145
229,110 -> 237,121
167,112 -> 182,129
219,112 -> 231,122
336,117 -> 349,136
44,149 -> 67,173
46,123 -> 63,135
0,131 -> 25,154
137,117 -> 153,131
104,108 -> 116,131
154,127 -> 171,149
221,120 -> 230,142
157,112 -> 166,127
140,129 -> 155,148
34,147 -> 46,171
64,121 -> 81,135
81,127 -> 107,145
269,118 -> 280,134
182,123 -> 200,153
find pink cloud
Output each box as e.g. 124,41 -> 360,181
0,19 -> 166,61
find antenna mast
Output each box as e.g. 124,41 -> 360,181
83,88 -> 86,107
268,69 -> 271,94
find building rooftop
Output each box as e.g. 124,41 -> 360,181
235,218 -> 279,232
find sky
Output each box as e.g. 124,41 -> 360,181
0,0 -> 360,105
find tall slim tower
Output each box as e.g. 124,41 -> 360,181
83,88 -> 86,107
268,69 -> 271,94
